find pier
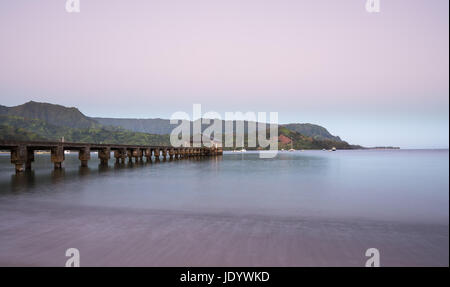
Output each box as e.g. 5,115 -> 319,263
0,140 -> 223,173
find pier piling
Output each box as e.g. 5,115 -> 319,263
99,147 -> 110,165
79,147 -> 90,167
51,146 -> 64,169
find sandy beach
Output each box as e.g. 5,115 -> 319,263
0,199 -> 447,267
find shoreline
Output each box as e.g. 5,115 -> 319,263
0,201 -> 447,267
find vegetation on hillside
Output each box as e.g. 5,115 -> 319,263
0,115 -> 170,145
276,127 -> 359,150
0,101 -> 362,149
281,123 -> 342,142
0,101 -> 99,129
214,126 -> 358,150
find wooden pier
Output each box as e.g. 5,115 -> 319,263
0,140 -> 223,173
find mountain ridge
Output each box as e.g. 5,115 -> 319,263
0,101 -> 358,149
0,101 -> 99,129
93,118 -> 342,142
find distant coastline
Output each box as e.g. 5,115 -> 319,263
0,101 -> 397,150
365,146 -> 401,150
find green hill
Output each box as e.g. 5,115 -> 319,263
0,101 -> 99,129
276,126 -> 358,150
281,123 -> 342,142
0,115 -> 169,145
0,101 -> 361,149
94,118 -> 344,143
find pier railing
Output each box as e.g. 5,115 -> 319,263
0,140 -> 223,173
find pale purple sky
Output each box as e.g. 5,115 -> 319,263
0,0 -> 448,148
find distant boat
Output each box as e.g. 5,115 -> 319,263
240,149 -> 247,152
64,150 -> 71,154
331,147 -> 336,151
288,149 -> 295,152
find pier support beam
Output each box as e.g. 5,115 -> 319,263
144,148 -> 152,162
78,147 -> 90,167
98,147 -> 110,165
114,149 -> 127,164
154,149 -> 160,161
25,150 -> 34,170
11,145 -> 28,173
51,146 -> 65,169
127,149 -> 133,163
172,149 -> 177,159
132,148 -> 143,163
169,148 -> 174,160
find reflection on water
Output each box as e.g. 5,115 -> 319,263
0,151 -> 448,224
10,171 -> 35,192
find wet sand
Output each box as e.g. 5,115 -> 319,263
0,200 -> 447,267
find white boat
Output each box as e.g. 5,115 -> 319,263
331,147 -> 336,151
288,149 -> 295,152
240,149 -> 247,152
64,150 -> 71,154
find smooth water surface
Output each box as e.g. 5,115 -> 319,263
0,150 -> 448,223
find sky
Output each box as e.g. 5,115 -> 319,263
0,0 -> 448,148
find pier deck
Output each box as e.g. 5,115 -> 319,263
0,140 -> 222,172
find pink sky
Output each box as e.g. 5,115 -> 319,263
0,0 -> 448,148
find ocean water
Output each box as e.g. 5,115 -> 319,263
0,150 -> 448,266
0,150 -> 448,223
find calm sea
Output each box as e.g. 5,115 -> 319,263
0,150 -> 448,223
